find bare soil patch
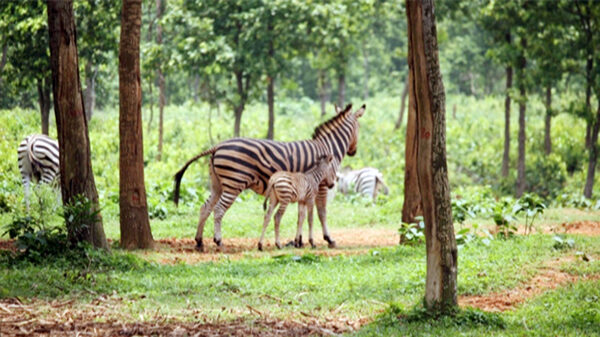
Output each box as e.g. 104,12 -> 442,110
559,220 -> 600,236
459,256 -> 600,312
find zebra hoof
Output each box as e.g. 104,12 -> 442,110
214,237 -> 222,246
284,240 -> 295,247
309,239 -> 316,248
294,239 -> 304,248
328,240 -> 337,249
258,242 -> 263,251
276,242 -> 282,249
195,241 -> 204,252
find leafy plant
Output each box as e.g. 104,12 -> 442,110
514,193 -> 546,235
552,235 -> 575,250
398,216 -> 425,245
62,194 -> 100,243
492,198 -> 518,239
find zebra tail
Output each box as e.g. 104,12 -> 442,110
173,147 -> 217,206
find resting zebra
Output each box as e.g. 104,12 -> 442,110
174,104 -> 366,251
259,154 -> 335,251
332,167 -> 389,202
17,134 -> 60,210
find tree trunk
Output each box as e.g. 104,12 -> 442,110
47,0 -> 108,249
501,64 -> 512,177
337,71 -> 345,108
193,74 -> 200,103
406,0 -> 457,313
37,77 -> 51,136
516,38 -> 527,198
319,70 -> 331,117
233,71 -> 246,137
452,104 -> 456,119
544,86 -> 552,155
84,61 -> 97,122
147,76 -> 154,133
266,75 -> 274,139
156,0 -> 165,161
584,100 -> 600,198
585,57 -> 593,149
234,106 -> 243,137
363,48 -> 369,101
0,43 -> 7,87
395,76 -> 409,130
119,0 -> 154,249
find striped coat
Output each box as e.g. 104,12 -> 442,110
259,155 -> 335,251
174,104 -> 366,251
17,134 -> 60,210
334,167 -> 389,202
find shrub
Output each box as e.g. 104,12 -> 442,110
525,154 -> 567,199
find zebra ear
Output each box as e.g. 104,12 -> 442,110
334,104 -> 342,114
354,104 -> 366,118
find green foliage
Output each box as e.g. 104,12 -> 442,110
492,197 -> 518,239
62,194 -> 100,243
552,235 -> 575,250
398,217 -> 425,245
525,154 -> 567,199
513,193 -> 546,235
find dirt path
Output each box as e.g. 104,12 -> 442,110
459,255 -> 600,312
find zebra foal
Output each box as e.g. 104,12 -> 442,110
258,154 -> 335,251
334,167 -> 389,202
17,134 -> 60,210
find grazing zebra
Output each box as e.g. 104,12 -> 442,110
259,154 -> 336,251
17,134 -> 60,210
333,167 -> 389,202
174,103 -> 366,251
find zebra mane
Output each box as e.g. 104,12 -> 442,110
311,104 -> 353,140
304,154 -> 329,173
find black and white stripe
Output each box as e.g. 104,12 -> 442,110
334,167 -> 389,202
173,104 -> 366,251
18,134 -> 60,210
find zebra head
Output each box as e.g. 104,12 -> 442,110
346,104 -> 366,157
312,104 -> 366,161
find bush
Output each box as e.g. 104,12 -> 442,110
526,154 -> 567,200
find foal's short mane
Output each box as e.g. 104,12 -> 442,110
311,104 -> 353,140
303,154 -> 329,173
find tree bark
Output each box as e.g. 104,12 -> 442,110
585,56 -> 593,149
402,65 -> 422,224
501,64 -> 512,177
337,71 -> 345,108
584,97 -> 600,198
266,75 -> 274,139
119,0 -> 154,249
406,0 -> 457,313
47,0 -> 108,249
84,61 -> 97,122
516,38 -> 527,198
37,77 -> 51,136
156,0 -> 165,161
544,86 -> 552,155
395,76 -> 409,129
233,70 -> 246,137
318,70 -> 331,117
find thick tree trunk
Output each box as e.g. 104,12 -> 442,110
395,76 -> 409,130
584,101 -> 600,198
266,75 -> 274,139
337,72 -> 345,108
119,0 -> 154,249
37,77 -> 51,136
84,61 -> 97,122
406,0 -> 457,313
544,86 -> 552,155
501,64 -> 512,177
47,0 -> 108,249
156,0 -> 165,161
516,38 -> 527,198
402,65 -> 422,224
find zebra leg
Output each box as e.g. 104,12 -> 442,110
273,202 -> 288,249
294,203 -> 306,248
22,176 -> 31,212
307,200 -> 316,248
258,197 -> 277,251
316,184 -> 336,248
195,169 -> 222,251
212,190 -> 240,249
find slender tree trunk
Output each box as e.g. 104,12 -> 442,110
47,0 -> 108,249
585,57 -> 593,149
84,61 -> 97,122
156,0 -> 165,161
147,77 -> 154,133
584,101 -> 600,198
406,0 -> 457,313
119,0 -> 154,249
234,106 -> 243,137
452,104 -> 456,119
0,43 -> 7,87
337,71 -> 345,108
266,76 -> 274,139
395,76 -> 409,129
516,38 -> 527,198
193,74 -> 199,103
319,70 -> 331,117
233,71 -> 246,137
363,48 -> 369,101
502,63 -> 512,177
38,78 -> 51,136
544,86 -> 552,155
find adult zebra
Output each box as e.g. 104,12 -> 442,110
174,104 -> 366,251
334,167 -> 389,202
17,134 -> 60,210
